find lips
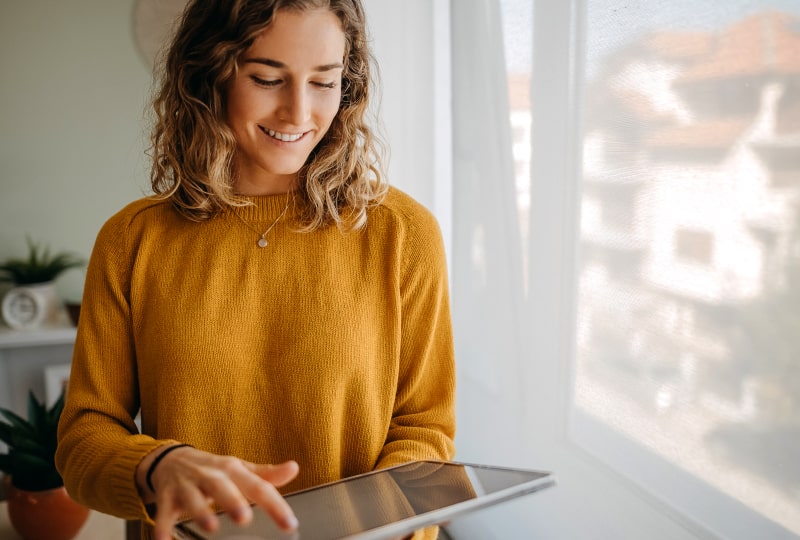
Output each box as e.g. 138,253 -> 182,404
260,126 -> 306,142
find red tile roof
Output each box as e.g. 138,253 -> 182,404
679,12 -> 800,82
643,31 -> 714,61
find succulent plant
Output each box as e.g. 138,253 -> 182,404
0,237 -> 85,285
0,390 -> 65,491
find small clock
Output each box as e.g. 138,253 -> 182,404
1,287 -> 47,330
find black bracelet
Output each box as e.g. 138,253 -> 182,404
146,444 -> 192,493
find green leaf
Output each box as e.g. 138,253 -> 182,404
0,454 -> 11,475
48,391 -> 66,425
0,237 -> 85,285
14,452 -> 51,471
28,391 -> 48,431
9,439 -> 47,458
0,408 -> 36,440
0,423 -> 13,446
0,387 -> 64,491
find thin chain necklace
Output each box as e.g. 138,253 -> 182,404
231,194 -> 291,248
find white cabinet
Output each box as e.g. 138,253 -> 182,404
0,322 -> 76,416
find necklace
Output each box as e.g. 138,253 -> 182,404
232,195 -> 291,248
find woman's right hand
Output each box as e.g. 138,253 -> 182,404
136,444 -> 300,540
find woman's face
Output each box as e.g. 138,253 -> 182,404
226,9 -> 345,195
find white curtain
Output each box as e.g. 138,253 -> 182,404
447,0 -> 800,538
450,0 -> 529,468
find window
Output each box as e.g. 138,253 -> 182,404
573,2 -> 799,536
492,0 -> 800,537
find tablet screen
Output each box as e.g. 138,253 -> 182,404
175,460 -> 554,540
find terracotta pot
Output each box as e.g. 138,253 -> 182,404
6,484 -> 90,540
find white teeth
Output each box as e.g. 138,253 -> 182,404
266,129 -> 303,142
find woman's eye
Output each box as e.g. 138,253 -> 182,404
251,76 -> 280,87
312,81 -> 338,89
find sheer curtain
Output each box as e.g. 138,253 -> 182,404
449,0 -> 529,469
447,0 -> 800,538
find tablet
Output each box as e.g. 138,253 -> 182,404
174,460 -> 555,540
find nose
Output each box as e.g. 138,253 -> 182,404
279,83 -> 311,126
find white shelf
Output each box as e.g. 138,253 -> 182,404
0,322 -> 76,349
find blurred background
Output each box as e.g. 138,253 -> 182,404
1,0 -> 799,538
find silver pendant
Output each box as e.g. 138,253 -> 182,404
257,237 -> 268,248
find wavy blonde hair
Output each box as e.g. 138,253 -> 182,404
148,0 -> 386,230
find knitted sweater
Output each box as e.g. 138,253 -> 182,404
55,187 -> 456,535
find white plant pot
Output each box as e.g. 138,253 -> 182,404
1,282 -> 60,330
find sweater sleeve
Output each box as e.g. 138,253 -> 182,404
55,207 -> 175,522
375,205 -> 457,470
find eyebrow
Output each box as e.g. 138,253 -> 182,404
243,58 -> 344,72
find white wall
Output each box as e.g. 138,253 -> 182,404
364,0 -> 449,212
0,0 -> 442,303
0,0 -> 152,302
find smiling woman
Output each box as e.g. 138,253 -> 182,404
55,2 -> 455,540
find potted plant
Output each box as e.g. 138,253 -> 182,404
0,238 -> 85,330
0,390 -> 89,540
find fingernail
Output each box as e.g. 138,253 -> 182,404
284,514 -> 299,530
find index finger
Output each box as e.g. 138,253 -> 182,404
230,465 -> 299,532
251,461 -> 300,487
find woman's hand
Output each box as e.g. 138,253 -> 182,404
136,444 -> 300,540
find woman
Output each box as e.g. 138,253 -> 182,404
55,1 -> 456,539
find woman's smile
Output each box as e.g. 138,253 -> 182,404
260,126 -> 308,143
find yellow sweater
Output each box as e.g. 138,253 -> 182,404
55,187 -> 456,535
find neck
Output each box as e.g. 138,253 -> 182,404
234,173 -> 298,196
